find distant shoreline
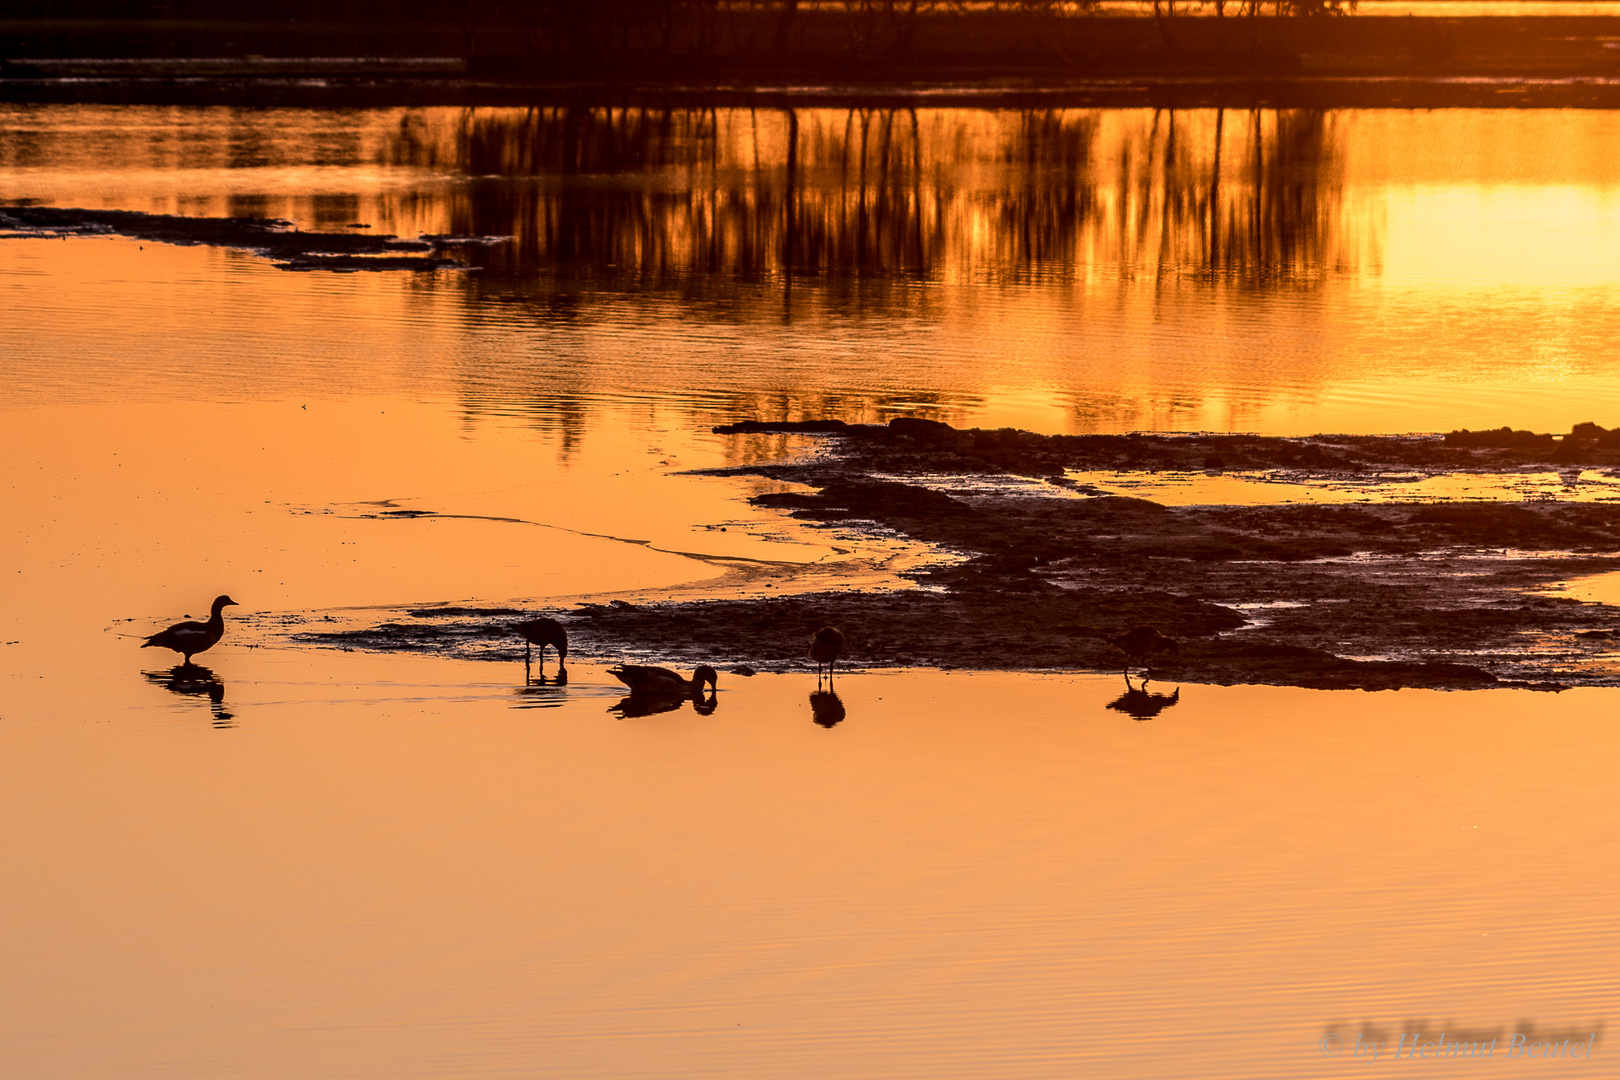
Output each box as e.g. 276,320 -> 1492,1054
9,13 -> 1620,107
7,70 -> 1620,111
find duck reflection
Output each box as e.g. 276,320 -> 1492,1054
610,686 -> 718,718
1105,674 -> 1182,721
144,663 -> 235,728
809,688 -> 846,728
607,663 -> 720,717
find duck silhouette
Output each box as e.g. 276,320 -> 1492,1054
141,595 -> 237,665
810,626 -> 845,683
513,616 -> 568,667
608,664 -> 718,694
607,664 -> 718,718
1109,626 -> 1179,674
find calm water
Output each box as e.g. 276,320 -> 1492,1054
8,104 -> 1620,434
2,103 -> 1618,1077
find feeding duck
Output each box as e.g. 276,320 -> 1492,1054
1109,626 -> 1180,672
810,625 -> 845,681
608,664 -> 718,695
141,595 -> 238,665
513,616 -> 568,668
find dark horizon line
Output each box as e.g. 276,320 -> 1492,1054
7,72 -> 1620,110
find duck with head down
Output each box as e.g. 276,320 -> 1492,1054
1108,626 -> 1179,674
607,664 -> 719,718
513,615 -> 568,676
810,626 -> 845,684
608,664 -> 718,695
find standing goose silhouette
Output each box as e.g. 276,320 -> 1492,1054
141,595 -> 238,665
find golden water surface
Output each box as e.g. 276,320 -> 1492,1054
2,103 -> 1618,1077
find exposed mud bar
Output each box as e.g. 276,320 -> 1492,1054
0,204 -> 489,271
303,418 -> 1620,691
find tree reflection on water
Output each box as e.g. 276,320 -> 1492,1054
0,102 -> 1371,437
385,104 -> 1354,299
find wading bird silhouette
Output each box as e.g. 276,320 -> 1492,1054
513,616 -> 568,674
1109,626 -> 1179,674
141,595 -> 237,666
810,626 -> 845,684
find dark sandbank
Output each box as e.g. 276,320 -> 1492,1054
305,420 -> 1620,691
0,205 -> 476,271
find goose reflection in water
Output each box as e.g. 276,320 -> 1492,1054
144,664 -> 236,728
609,687 -> 718,718
606,664 -> 720,717
1105,674 -> 1182,721
809,689 -> 846,728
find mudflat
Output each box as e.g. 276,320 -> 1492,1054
307,419 -> 1620,691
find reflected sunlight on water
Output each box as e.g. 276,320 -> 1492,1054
4,101 -> 1620,1079
8,105 -> 1620,434
1,657 -> 1615,1079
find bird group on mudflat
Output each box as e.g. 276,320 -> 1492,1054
141,595 -> 1180,716
140,599 -> 852,715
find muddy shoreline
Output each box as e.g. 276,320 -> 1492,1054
12,72 -> 1620,111
0,205 -> 478,271
303,419 -> 1620,691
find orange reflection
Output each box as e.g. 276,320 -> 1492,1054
14,106 -> 1620,435
0,667 -> 1614,1078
